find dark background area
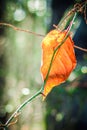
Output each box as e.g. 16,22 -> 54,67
46,0 -> 87,130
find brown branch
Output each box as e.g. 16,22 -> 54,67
0,22 -> 45,37
0,23 -> 87,53
74,45 -> 87,52
84,4 -> 87,24
57,0 -> 87,29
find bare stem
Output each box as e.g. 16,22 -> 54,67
0,23 -> 87,53
58,0 -> 87,29
74,45 -> 87,52
0,23 -> 45,37
4,87 -> 43,128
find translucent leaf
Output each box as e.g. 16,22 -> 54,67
41,29 -> 77,98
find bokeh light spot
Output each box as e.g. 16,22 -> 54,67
81,66 -> 87,73
14,9 -> 26,21
22,88 -> 30,95
56,113 -> 64,122
5,104 -> 14,113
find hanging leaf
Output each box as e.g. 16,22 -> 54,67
41,29 -> 77,98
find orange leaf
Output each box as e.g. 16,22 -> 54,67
41,29 -> 77,98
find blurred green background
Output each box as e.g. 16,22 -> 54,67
0,0 -> 87,130
0,0 -> 47,130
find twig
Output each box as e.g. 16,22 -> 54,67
58,0 -> 87,29
0,23 -> 87,53
5,89 -> 42,127
84,3 -> 87,24
74,45 -> 87,52
0,23 -> 45,37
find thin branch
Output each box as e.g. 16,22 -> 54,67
0,23 -> 45,37
84,3 -> 87,24
4,88 -> 43,128
0,23 -> 87,53
53,25 -> 87,53
74,45 -> 87,52
58,0 -> 87,29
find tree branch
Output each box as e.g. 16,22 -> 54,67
0,22 -> 45,37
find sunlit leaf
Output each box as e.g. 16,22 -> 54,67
41,29 -> 77,98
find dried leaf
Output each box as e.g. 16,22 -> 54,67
41,29 -> 77,98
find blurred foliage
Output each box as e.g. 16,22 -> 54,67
0,0 -> 47,130
45,74 -> 87,130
